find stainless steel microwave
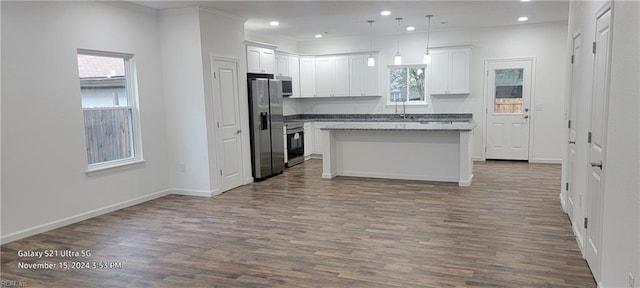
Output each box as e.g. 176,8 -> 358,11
276,76 -> 293,97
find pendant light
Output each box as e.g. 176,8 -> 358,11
423,15 -> 433,64
394,17 -> 403,65
367,20 -> 375,67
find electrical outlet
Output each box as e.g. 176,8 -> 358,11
629,273 -> 634,288
179,163 -> 186,173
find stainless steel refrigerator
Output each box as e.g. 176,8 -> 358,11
248,74 -> 284,180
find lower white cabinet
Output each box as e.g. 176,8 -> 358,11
312,122 -> 326,156
303,122 -> 312,158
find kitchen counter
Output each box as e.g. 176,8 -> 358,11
284,113 -> 472,123
321,122 -> 475,131
321,122 -> 474,186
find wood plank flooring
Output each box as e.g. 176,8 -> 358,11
1,160 -> 595,287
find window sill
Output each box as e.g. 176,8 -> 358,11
86,159 -> 146,177
385,102 -> 429,106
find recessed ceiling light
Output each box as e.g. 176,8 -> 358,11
315,34 -> 323,38
269,21 -> 279,26
520,0 -> 531,2
406,26 -> 415,31
518,16 -> 529,22
380,11 -> 391,16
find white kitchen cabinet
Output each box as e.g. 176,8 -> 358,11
315,56 -> 349,97
276,53 -> 289,76
246,45 -> 275,74
299,57 -> 316,97
288,56 -> 300,98
312,122 -> 328,156
303,122 -> 312,159
429,48 -> 470,95
349,55 -> 378,96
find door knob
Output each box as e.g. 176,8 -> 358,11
236,129 -> 242,134
590,161 -> 603,169
524,115 -> 529,119
524,108 -> 529,112
569,141 -> 576,144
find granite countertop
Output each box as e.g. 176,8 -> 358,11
321,122 -> 476,131
284,113 -> 472,123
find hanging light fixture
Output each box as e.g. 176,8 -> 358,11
423,15 -> 433,64
367,20 -> 375,67
394,17 -> 403,65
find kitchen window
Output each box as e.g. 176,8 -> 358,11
388,65 -> 427,105
77,49 -> 143,174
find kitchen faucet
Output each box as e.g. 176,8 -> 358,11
395,97 -> 406,119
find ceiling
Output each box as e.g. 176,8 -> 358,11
131,1 -> 569,41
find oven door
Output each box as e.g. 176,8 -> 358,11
286,128 -> 304,167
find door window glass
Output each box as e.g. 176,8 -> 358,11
494,68 -> 524,114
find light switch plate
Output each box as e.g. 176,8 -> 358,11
535,104 -> 545,111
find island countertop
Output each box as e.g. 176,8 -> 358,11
320,122 -> 476,131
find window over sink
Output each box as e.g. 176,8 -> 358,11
388,65 -> 427,105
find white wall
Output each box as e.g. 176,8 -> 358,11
295,22 -> 568,161
245,30 -> 298,53
161,7 -> 251,197
1,1 -> 170,243
160,8 -> 212,195
197,8 -> 253,188
564,1 -> 640,286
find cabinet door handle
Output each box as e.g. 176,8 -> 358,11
590,161 -> 603,169
569,141 -> 576,144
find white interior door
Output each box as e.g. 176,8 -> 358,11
486,59 -> 533,160
212,59 -> 244,192
585,6 -> 612,281
567,33 -> 583,222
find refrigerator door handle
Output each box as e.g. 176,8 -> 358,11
260,112 -> 268,130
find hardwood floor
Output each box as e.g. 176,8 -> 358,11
1,160 -> 595,287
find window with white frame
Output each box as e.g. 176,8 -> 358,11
77,50 -> 142,170
388,65 -> 427,104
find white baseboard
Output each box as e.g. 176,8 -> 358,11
530,158 -> 562,164
170,188 -> 213,197
0,189 -> 170,245
472,156 -> 485,162
459,174 -> 473,187
337,171 -> 459,183
572,221 -> 585,258
559,193 -> 567,213
322,172 -> 336,179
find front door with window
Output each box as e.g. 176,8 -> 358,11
485,59 -> 533,160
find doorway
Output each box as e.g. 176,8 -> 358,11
485,59 -> 534,160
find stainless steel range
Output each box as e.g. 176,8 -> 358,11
285,122 -> 304,167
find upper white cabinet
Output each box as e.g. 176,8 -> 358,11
349,55 -> 378,96
275,53 -> 301,97
288,56 -> 300,98
429,47 -> 470,95
275,53 -> 289,76
247,45 -> 275,74
315,56 -> 349,97
299,57 -> 316,97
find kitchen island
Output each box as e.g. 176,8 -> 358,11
321,122 -> 475,186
